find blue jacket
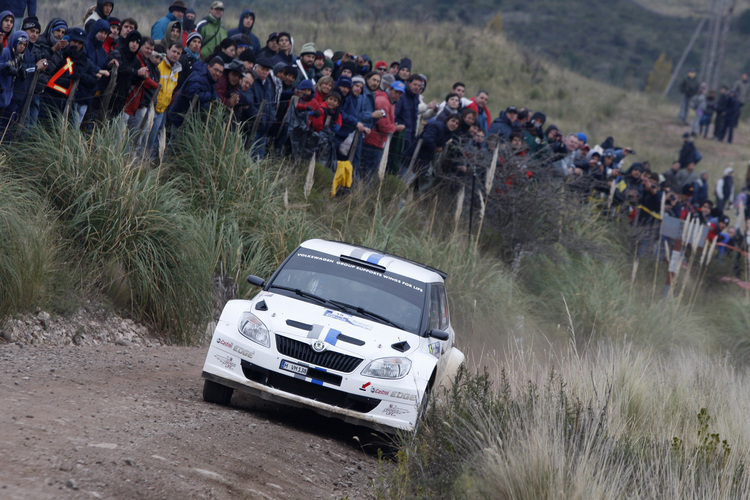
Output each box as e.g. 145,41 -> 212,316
395,85 -> 419,142
168,63 -> 217,127
227,10 -> 261,56
11,37 -> 38,105
151,12 -> 178,42
361,87 -> 375,128
488,111 -> 514,139
409,119 -> 454,161
249,75 -> 276,136
0,1 -> 35,20
0,30 -> 27,108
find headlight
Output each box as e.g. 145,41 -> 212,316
361,357 -> 412,379
238,312 -> 270,348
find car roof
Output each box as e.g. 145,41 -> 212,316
299,239 -> 447,283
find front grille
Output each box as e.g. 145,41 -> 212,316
275,335 -> 363,373
241,360 -> 380,413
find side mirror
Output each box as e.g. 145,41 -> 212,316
247,275 -> 266,288
428,329 -> 449,341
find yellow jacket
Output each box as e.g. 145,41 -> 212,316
155,59 -> 182,114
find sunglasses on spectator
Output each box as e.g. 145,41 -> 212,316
376,67 -> 387,72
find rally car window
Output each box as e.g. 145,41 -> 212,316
270,249 -> 427,334
437,284 -> 449,330
429,285 -> 441,331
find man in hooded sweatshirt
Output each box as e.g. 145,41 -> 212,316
36,28 -> 98,120
151,0 -> 186,41
84,0 -> 114,33
0,10 -> 14,49
227,10 -> 260,56
0,29 -> 28,128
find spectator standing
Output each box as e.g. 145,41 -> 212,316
247,54 -> 276,156
700,89 -> 715,138
168,56 -> 223,128
733,73 -> 749,122
151,0 -> 186,41
693,170 -> 710,206
677,68 -> 699,124
1,11 -> 14,48
197,1 -> 227,60
715,167 -> 734,212
84,0 -> 114,33
37,28 -> 98,120
227,10 -> 260,56
690,83 -> 706,136
146,41 -> 182,156
361,80 -> 404,179
393,74 -> 423,173
723,90 -> 741,144
714,85 -> 729,140
466,90 -> 490,135
177,32 -> 202,89
270,31 -> 293,67
0,0 -> 35,34
0,29 -> 28,128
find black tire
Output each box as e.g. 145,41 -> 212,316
414,373 -> 436,434
203,379 -> 233,406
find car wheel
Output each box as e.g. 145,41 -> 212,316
203,379 -> 234,406
415,372 -> 436,434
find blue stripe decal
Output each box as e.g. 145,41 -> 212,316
325,328 -> 340,345
310,379 -> 323,385
367,253 -> 384,264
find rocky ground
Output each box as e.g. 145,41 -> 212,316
0,308 -> 388,499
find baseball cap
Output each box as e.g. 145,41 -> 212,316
210,1 -> 225,9
390,81 -> 406,92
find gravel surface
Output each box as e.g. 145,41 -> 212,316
0,310 -> 387,500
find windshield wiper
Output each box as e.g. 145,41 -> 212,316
268,284 -> 349,313
328,300 -> 403,330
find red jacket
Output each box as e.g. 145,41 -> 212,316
309,102 -> 341,132
466,98 -> 491,132
364,89 -> 397,149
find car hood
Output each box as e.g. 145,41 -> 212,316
253,292 -> 419,356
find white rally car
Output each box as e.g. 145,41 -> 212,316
201,239 -> 464,434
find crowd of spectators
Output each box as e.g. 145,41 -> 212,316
1,1 -> 749,273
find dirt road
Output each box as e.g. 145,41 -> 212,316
0,344 -> 385,499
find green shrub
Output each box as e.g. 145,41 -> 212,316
7,119 -> 214,342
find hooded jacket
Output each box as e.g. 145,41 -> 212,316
37,40 -> 98,102
0,10 -> 14,48
108,30 -> 142,114
36,17 -> 67,60
227,10 -> 260,56
158,20 -> 183,49
0,30 -> 27,107
151,10 -> 178,41
85,0 -> 113,33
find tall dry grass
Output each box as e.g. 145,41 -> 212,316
0,173 -> 58,317
384,342 -> 750,499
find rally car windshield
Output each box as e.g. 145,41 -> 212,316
269,249 -> 427,334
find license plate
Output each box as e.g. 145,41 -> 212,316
280,360 -> 308,376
